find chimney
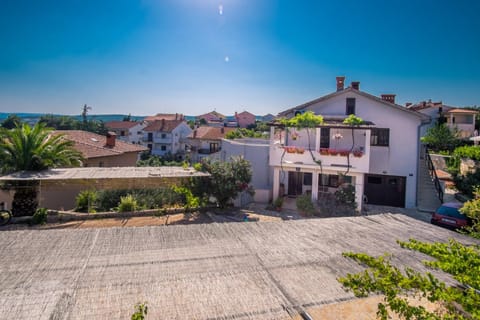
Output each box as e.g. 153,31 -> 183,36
161,118 -> 165,127
405,102 -> 412,108
351,81 -> 360,90
336,76 -> 345,91
221,127 -> 224,134
106,132 -> 116,147
175,113 -> 178,120
380,94 -> 396,104
193,130 -> 197,138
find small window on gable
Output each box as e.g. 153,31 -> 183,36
346,98 -> 356,115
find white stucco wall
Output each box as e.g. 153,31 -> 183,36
221,138 -> 272,203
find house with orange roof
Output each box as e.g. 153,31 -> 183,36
186,126 -> 235,162
408,100 -> 478,138
234,111 -> 256,128
105,121 -> 147,144
144,113 -> 184,122
55,130 -> 148,167
142,119 -> 192,159
196,110 -> 226,127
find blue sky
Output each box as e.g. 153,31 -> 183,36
1,0 -> 479,116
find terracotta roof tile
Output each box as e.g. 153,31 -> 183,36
145,113 -> 184,121
54,130 -> 147,159
105,121 -> 141,129
188,126 -> 235,140
143,120 -> 184,132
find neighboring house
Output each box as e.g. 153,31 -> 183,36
55,130 -> 148,167
145,113 -> 184,122
105,121 -> 147,144
142,119 -> 192,159
270,76 -> 430,210
221,138 -> 272,204
261,114 -> 275,122
234,111 -> 256,128
444,108 -> 478,138
186,126 -> 235,162
408,101 -> 478,138
196,110 -> 226,126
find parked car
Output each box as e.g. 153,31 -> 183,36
431,202 -> 471,230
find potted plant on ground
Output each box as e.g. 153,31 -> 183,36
353,149 -> 363,157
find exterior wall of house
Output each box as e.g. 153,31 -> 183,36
221,138 -> 272,203
235,112 -> 256,128
187,139 -> 223,162
107,123 -> 146,144
171,123 -> 193,156
416,107 -> 438,138
85,153 -> 139,167
146,123 -> 192,158
446,113 -> 476,138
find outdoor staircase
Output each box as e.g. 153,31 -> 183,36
417,148 -> 443,213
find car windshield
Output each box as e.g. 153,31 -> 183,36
437,206 -> 465,219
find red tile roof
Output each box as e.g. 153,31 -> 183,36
105,121 -> 142,130
188,126 -> 235,140
143,119 -> 185,132
54,130 -> 147,159
144,113 -> 184,121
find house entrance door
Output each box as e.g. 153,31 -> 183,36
288,172 -> 303,196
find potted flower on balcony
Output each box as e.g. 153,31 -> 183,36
339,149 -> 349,156
319,148 -> 329,155
328,148 -> 338,156
353,149 -> 363,157
291,131 -> 300,140
285,146 -> 296,153
296,147 -> 305,154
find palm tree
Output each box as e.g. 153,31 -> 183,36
0,123 -> 83,216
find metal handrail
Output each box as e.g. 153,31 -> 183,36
425,146 -> 444,203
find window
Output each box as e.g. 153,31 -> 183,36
370,128 -> 389,146
161,133 -> 167,139
346,98 -> 356,115
318,174 -> 347,188
120,130 -> 126,136
303,173 -> 312,186
210,143 -> 219,153
320,128 -> 330,148
147,132 -> 153,142
161,145 -> 167,151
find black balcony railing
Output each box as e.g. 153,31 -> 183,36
425,146 -> 444,203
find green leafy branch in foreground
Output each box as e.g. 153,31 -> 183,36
339,239 -> 480,320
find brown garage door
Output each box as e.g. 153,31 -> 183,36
364,174 -> 406,207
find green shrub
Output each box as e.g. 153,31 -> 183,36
75,189 -> 98,213
31,207 -> 48,225
296,194 -> 315,216
453,145 -> 480,161
117,194 -> 138,212
96,188 -> 182,212
131,302 -> 148,320
334,184 -> 357,210
173,186 -> 201,209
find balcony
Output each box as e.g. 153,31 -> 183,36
269,126 -> 371,173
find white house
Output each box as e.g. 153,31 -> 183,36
143,119 -> 192,159
105,121 -> 147,144
270,77 -> 430,210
